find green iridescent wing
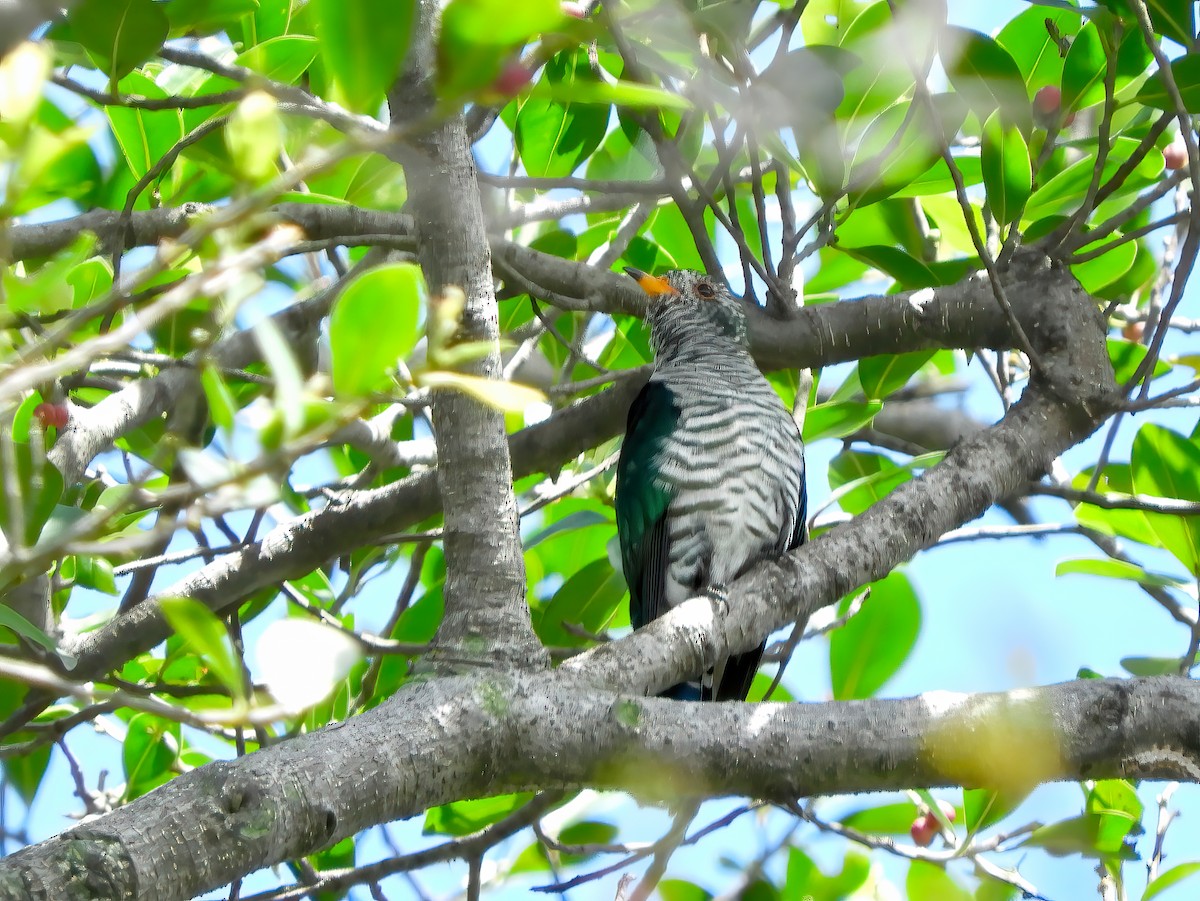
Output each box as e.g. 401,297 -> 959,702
615,380 -> 680,630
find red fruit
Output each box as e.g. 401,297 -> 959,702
1034,85 -> 1076,127
33,402 -> 68,429
910,813 -> 937,847
1122,320 -> 1145,341
1034,86 -> 1060,116
492,61 -> 533,97
1164,140 -> 1189,171
936,799 -> 957,823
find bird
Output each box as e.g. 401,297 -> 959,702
615,267 -> 807,701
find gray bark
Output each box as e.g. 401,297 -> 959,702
1,675 -> 1198,901
385,1 -> 540,669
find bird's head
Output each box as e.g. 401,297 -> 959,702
624,267 -> 748,351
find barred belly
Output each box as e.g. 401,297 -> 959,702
654,374 -> 803,608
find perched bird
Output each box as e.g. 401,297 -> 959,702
615,268 -> 807,701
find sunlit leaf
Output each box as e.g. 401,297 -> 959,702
943,26 -> 1030,134
418,371 -> 545,412
424,792 -> 536,836
802,400 -> 882,443
67,0 -> 168,84
160,597 -> 245,699
330,263 -> 423,398
980,109 -> 1031,226
516,50 -> 610,178
123,712 -> 179,800
1145,862 -> 1200,901
1137,53 -> 1200,112
829,571 -> 920,700
1131,424 -> 1200,574
311,0 -> 415,112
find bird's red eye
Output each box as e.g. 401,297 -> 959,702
696,282 -> 716,299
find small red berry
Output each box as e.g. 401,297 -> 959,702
33,402 -> 68,429
492,61 -> 533,97
936,799 -> 957,823
910,813 -> 937,847
1034,86 -> 1061,116
1163,140 -> 1188,171
1034,86 -> 1075,127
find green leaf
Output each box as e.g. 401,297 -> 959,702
829,571 -> 920,700
1120,655 -> 1183,676
1137,54 -> 1200,112
528,79 -> 691,111
424,792 -> 536,836
1072,466 -> 1155,551
1025,136 -> 1164,219
847,94 -> 968,207
0,442 -> 64,548
123,712 -> 180,800
906,861 -> 971,901
859,349 -> 936,398
67,0 -> 168,84
802,400 -> 882,443
842,246 -> 939,290
74,555 -> 118,596
0,604 -> 58,656
659,881 -> 712,901
981,110 -> 1031,226
438,0 -> 568,97
996,5 -> 1082,91
1056,557 -> 1192,591
166,0 -> 262,37
516,50 -> 610,178
890,155 -> 984,197
828,450 -> 940,516
841,801 -> 920,835
200,364 -> 238,433
1108,338 -> 1172,384
311,0 -> 415,112
1145,862 -> 1200,901
964,786 -> 1027,833
329,262 -> 423,398
1131,423 -> 1200,574
1026,813 -> 1139,859
4,738 -> 50,805
943,27 -> 1031,134
1061,21 -> 1107,113
512,819 -> 618,873
104,72 -> 185,183
785,847 -> 870,900
160,597 -> 245,699
1146,0 -> 1196,46
1070,236 -> 1137,296
419,371 -> 545,412
236,35 -> 320,84
534,558 -> 626,648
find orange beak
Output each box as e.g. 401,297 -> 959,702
624,267 -> 678,297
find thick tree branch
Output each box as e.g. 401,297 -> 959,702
0,674 -> 1196,901
383,1 -> 540,668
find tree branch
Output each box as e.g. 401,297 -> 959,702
384,0 -> 541,668
1,674 -> 1197,901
